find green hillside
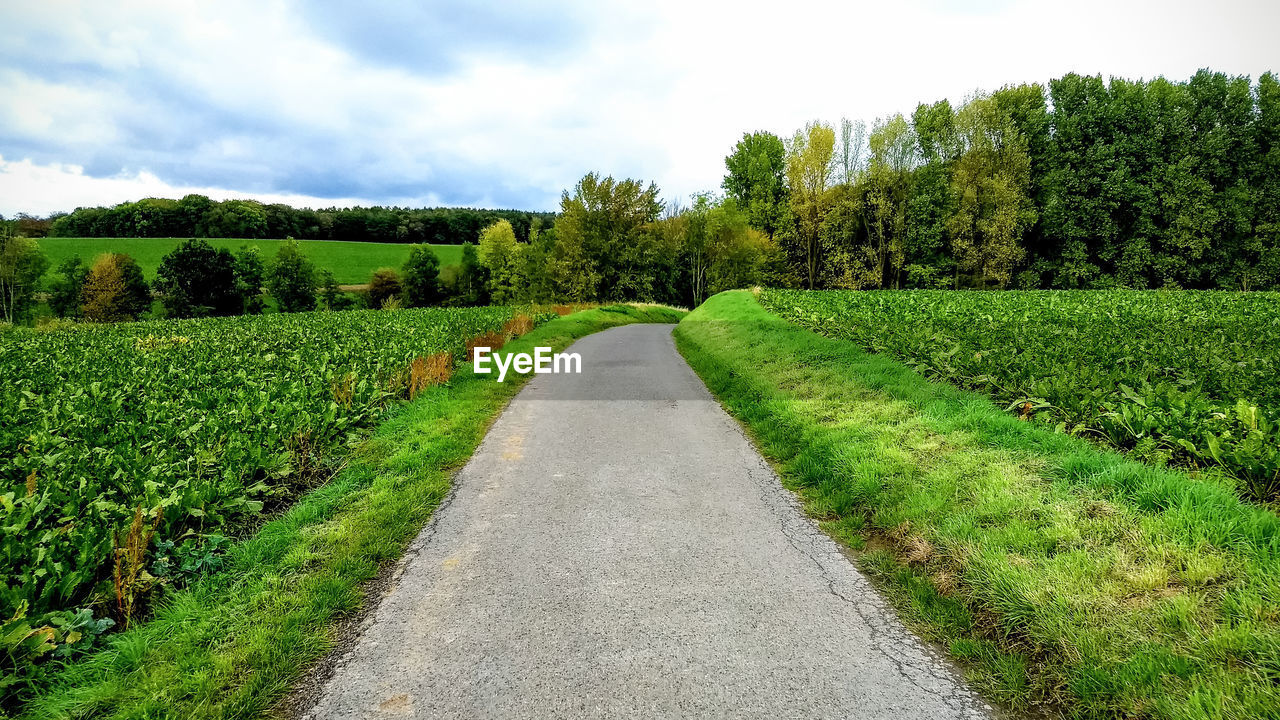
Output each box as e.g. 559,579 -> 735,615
36,238 -> 465,287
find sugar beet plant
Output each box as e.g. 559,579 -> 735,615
760,289 -> 1280,502
0,305 -> 531,691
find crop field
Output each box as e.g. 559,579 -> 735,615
759,289 -> 1280,502
0,305 -> 537,675
36,238 -> 465,287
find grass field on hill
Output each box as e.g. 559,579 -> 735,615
36,238 -> 465,287
675,291 -> 1280,720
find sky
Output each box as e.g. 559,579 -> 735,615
1,0 -> 1277,217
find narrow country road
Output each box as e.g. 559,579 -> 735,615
303,324 -> 993,719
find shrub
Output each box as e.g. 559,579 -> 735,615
233,246 -> 266,314
48,256 -> 89,318
154,239 -> 241,318
402,245 -> 442,307
0,231 -> 48,325
267,238 -> 316,312
81,254 -> 150,322
368,267 -> 403,309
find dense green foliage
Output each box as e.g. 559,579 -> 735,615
45,258 -> 88,319
79,254 -> 149,323
15,304 -> 683,719
676,291 -> 1280,720
472,174 -> 781,308
152,239 -> 244,318
726,70 -> 1280,291
45,198 -> 553,245
401,245 -> 442,307
0,231 -> 48,325
0,304 -> 522,696
760,289 -> 1280,501
265,239 -> 316,313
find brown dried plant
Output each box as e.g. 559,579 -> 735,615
332,372 -> 356,408
502,313 -> 534,338
408,352 -> 453,398
465,331 -> 506,362
112,505 -> 161,626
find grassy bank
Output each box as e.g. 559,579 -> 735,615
36,238 -> 465,287
20,304 -> 684,720
674,291 -> 1279,720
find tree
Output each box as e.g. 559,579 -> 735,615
906,100 -> 960,286
837,118 -> 869,186
0,231 -> 48,325
674,195 -> 710,305
1247,72 -> 1280,290
154,238 -> 241,317
554,172 -> 662,301
865,114 -> 917,287
233,246 -> 266,314
48,255 -> 89,318
455,243 -> 486,305
367,268 -> 403,309
723,131 -> 788,236
401,245 -> 442,307
948,95 -> 1036,288
477,220 -> 523,304
784,120 -> 837,289
81,253 -> 150,322
267,238 -> 316,312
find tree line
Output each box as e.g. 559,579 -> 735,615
732,69 -> 1280,291
5,67 -> 1277,325
29,200 -> 554,245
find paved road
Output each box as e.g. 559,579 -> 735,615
303,324 -> 993,719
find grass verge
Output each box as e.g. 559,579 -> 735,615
21,303 -> 684,720
673,290 -> 1279,720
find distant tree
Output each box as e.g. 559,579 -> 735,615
836,117 -> 869,186
48,255 -> 89,318
0,230 -> 49,325
518,223 -> 559,303
81,253 -> 150,322
864,114 -> 917,287
1247,72 -> 1280,290
154,238 -> 241,317
905,99 -> 960,287
456,242 -> 486,305
401,245 -> 442,307
784,121 -> 837,289
948,95 -> 1036,288
723,131 -> 788,236
477,220 -> 523,304
267,238 -> 316,312
367,268 -> 403,309
554,172 -> 662,300
117,254 -> 152,317
233,245 -> 266,314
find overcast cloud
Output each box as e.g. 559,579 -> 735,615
1,0 -> 1276,216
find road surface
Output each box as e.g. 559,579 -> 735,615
303,324 -> 993,719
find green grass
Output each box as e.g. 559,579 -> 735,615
19,303 -> 685,720
35,238 -> 465,287
674,290 -> 1279,720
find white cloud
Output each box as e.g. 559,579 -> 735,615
0,155 -> 387,216
0,0 -> 1276,216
